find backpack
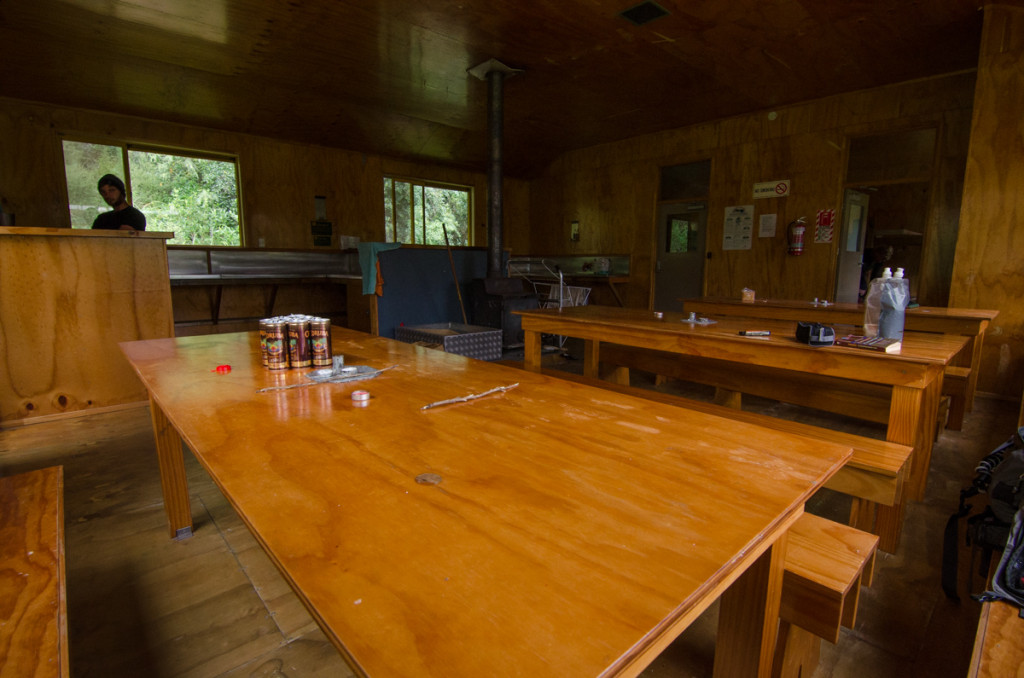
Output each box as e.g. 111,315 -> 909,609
975,506 -> 1024,615
941,426 -> 1024,601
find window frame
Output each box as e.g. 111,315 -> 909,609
60,135 -> 244,246
383,175 -> 473,247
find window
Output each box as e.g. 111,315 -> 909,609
62,140 -> 242,246
383,177 -> 471,246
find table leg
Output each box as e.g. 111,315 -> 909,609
714,532 -> 787,678
148,395 -> 193,540
523,329 -> 543,372
608,281 -> 625,307
583,339 -> 601,379
873,373 -> 942,552
966,329 -> 987,413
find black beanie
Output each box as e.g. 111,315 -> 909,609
97,174 -> 126,195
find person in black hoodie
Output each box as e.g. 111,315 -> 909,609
91,174 -> 146,231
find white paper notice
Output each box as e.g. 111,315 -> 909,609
759,214 -> 777,238
723,205 -> 754,250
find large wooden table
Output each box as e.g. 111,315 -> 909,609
682,296 -> 998,414
120,329 -> 851,678
516,305 -> 968,552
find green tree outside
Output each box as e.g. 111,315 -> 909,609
63,141 -> 241,246
384,178 -> 470,245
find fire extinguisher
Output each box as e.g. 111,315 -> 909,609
787,217 -> 807,256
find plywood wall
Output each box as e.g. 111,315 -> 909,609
0,97 -> 530,253
529,73 -> 976,311
951,3 -> 1024,400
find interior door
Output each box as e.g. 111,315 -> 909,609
835,190 -> 870,303
653,202 -> 707,311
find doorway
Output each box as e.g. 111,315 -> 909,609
834,190 -> 870,303
654,202 -> 708,310
653,160 -> 711,311
840,127 -> 938,304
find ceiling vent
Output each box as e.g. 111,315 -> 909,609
619,1 -> 669,26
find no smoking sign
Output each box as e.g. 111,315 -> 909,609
753,179 -> 791,199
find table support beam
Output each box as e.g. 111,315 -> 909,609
715,531 -> 788,678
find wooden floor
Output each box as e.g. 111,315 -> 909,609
0,351 -> 1015,678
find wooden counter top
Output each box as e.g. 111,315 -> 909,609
0,226 -> 173,239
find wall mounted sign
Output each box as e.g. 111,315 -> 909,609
753,180 -> 791,199
814,209 -> 836,244
723,205 -> 754,250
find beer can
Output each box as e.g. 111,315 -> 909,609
288,316 -> 312,368
265,319 -> 289,370
258,318 -> 271,366
310,317 -> 332,367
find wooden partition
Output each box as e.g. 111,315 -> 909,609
0,227 -> 174,424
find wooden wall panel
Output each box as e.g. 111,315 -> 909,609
920,107 -> 972,307
951,3 -> 1024,398
530,72 -> 974,322
0,97 -> 516,252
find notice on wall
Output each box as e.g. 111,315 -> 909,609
723,205 -> 754,251
814,209 -> 836,244
753,179 -> 791,199
759,214 -> 777,238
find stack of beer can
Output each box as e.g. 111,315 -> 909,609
259,315 -> 332,370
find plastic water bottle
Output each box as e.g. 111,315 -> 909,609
879,268 -> 909,341
863,267 -> 890,336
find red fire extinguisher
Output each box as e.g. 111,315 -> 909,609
788,217 -> 807,256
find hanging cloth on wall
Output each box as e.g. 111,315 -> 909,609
357,242 -> 401,295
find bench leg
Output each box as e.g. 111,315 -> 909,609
947,393 -> 966,431
523,330 -> 543,372
771,620 -> 821,678
714,387 -> 742,409
583,339 -> 601,379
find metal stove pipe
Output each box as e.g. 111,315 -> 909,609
486,68 -> 504,279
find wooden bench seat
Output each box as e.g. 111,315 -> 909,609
600,343 -> 894,425
781,512 -> 878,643
0,466 -> 68,678
774,512 -> 879,678
968,599 -> 1024,677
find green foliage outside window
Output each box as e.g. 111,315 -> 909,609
384,177 -> 470,246
63,140 -> 241,246
63,141 -> 123,228
668,216 -> 690,253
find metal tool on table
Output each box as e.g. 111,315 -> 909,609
256,356 -> 396,393
682,311 -> 717,326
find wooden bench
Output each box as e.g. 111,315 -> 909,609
969,598 -> 1024,677
0,466 -> 68,678
775,512 -> 879,678
600,343 -> 893,424
968,599 -> 1024,676
967,392 -> 1024,676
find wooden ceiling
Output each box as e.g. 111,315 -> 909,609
0,0 -> 983,177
